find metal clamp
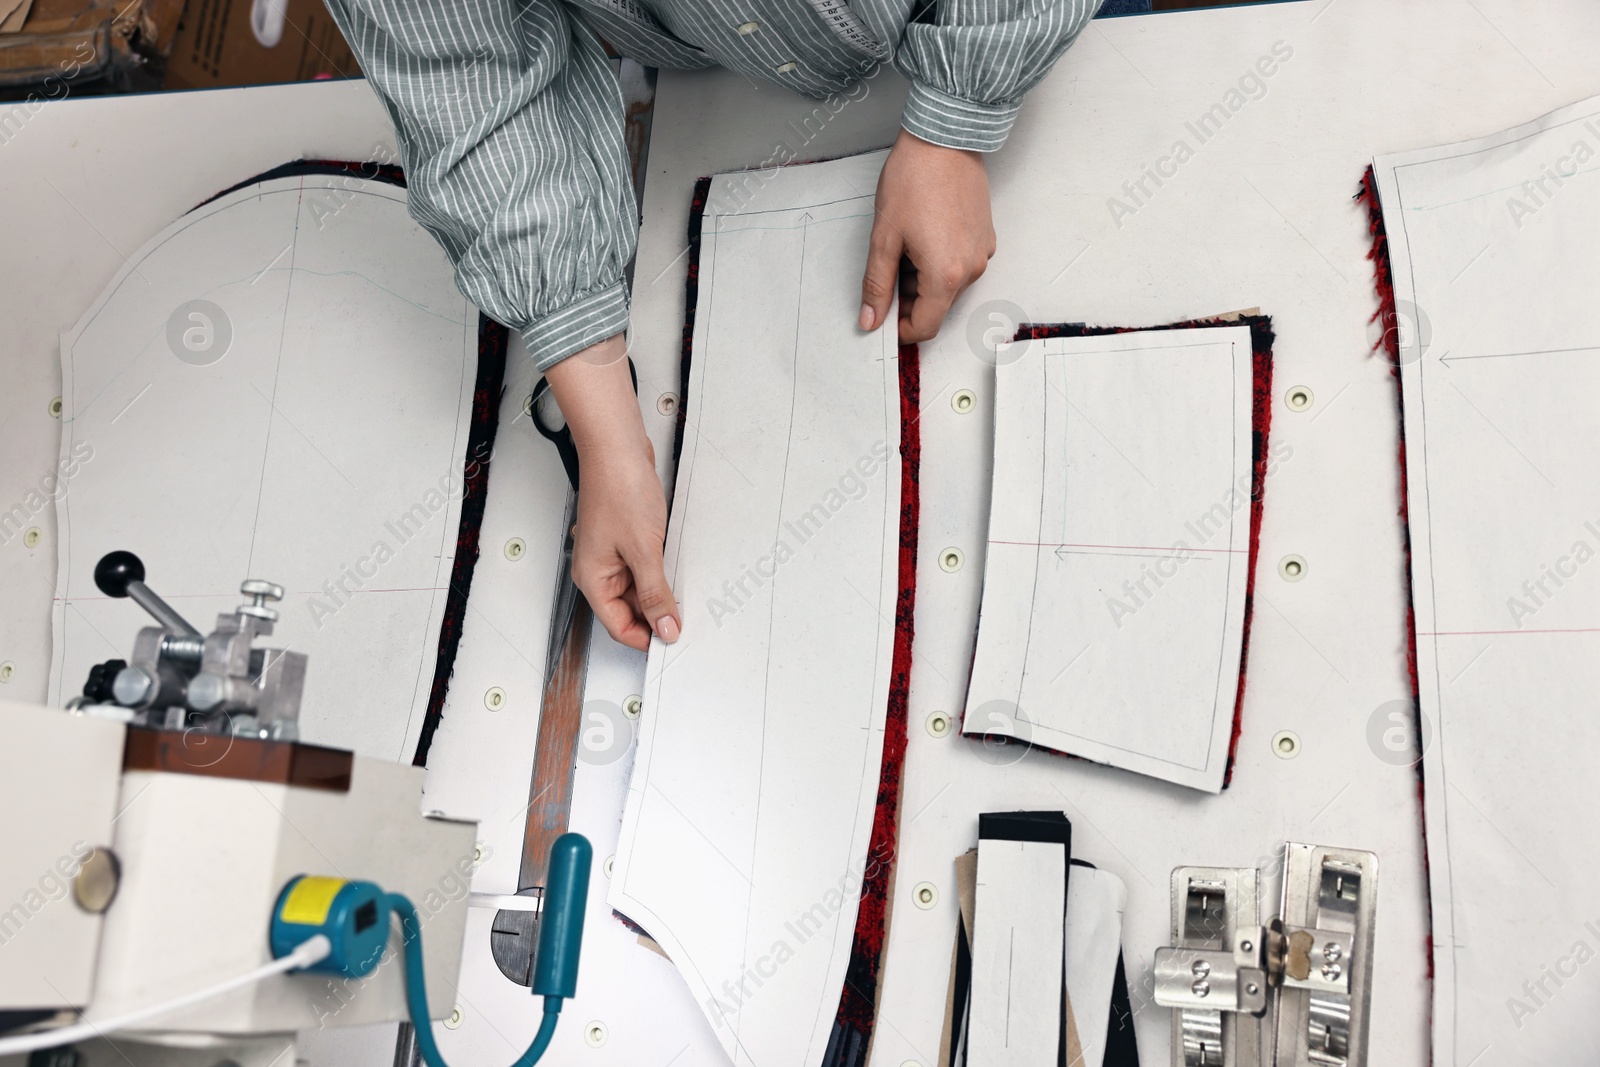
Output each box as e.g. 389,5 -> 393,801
79,551 -> 307,740
1153,844 -> 1378,1067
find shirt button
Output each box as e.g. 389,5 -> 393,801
736,21 -> 759,34
774,61 -> 798,74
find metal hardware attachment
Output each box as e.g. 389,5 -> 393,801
1153,844 -> 1379,1067
1155,867 -> 1265,1067
78,551 -> 307,740
1273,845 -> 1378,1067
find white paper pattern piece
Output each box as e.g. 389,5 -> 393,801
1064,865 -> 1128,1067
968,837 -> 1067,1065
608,151 -> 900,1067
50,173 -> 477,762
1373,94 -> 1600,1067
963,328 -> 1253,792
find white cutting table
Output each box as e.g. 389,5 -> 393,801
2,1 -> 1597,1064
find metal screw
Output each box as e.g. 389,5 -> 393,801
1321,962 -> 1343,981
1240,939 -> 1254,953
657,393 -> 679,416
0,662 -> 13,684
1191,959 -> 1211,978
952,389 -> 977,414
1192,979 -> 1211,998
1323,942 -> 1343,962
623,694 -> 642,719
1246,982 -> 1261,996
504,537 -> 526,561
241,579 -> 284,606
239,579 -> 284,623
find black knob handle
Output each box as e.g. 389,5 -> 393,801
95,551 -> 145,598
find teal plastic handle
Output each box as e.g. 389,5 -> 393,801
532,833 -> 591,999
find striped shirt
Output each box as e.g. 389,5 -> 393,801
322,0 -> 1103,368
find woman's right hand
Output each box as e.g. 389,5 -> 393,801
544,337 -> 681,653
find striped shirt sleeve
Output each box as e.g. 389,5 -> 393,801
892,0 -> 1102,153
322,0 -> 636,369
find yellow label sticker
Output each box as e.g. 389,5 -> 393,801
280,876 -> 346,926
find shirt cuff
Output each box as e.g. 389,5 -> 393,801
521,281 -> 631,371
900,80 -> 1021,154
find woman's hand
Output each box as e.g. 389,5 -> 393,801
860,128 -> 997,343
545,337 -> 680,652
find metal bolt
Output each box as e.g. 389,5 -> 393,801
112,666 -> 157,707
187,672 -> 227,712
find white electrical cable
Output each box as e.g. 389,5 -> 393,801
0,934 -> 332,1055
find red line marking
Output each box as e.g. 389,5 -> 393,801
1422,627 -> 1600,636
987,539 -> 1246,555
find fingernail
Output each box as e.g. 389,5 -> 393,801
859,303 -> 875,331
656,616 -> 680,643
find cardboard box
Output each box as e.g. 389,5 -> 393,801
164,0 -> 358,90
